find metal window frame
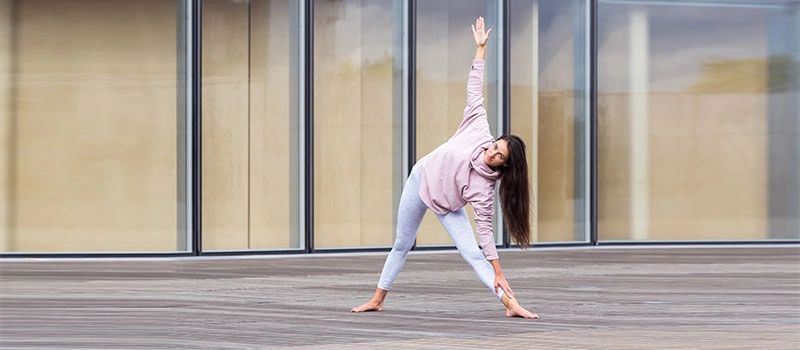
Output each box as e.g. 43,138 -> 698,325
304,0 -> 315,253
590,0 -> 599,245
190,0 -> 202,256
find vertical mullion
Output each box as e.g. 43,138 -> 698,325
408,0 -> 417,250
408,0 -> 416,181
305,0 -> 314,253
191,0 -> 202,255
501,0 -> 510,248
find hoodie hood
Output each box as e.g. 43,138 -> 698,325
470,141 -> 501,181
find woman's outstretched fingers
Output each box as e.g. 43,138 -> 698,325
472,16 -> 491,47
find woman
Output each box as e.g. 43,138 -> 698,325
351,17 -> 538,319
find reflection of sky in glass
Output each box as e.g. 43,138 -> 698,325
599,1 -> 798,93
316,0 -> 397,71
416,0 -> 492,81
318,0 -> 797,91
509,0 -> 577,88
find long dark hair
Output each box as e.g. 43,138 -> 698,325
497,134 -> 531,248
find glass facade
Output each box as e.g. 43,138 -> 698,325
0,0 -> 187,253
415,0 -> 500,247
313,0 -> 402,249
509,0 -> 591,243
201,0 -> 301,251
0,0 -> 797,255
597,0 -> 799,241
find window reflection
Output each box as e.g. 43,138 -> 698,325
313,0 -> 402,248
509,0 -> 590,243
597,1 -> 800,240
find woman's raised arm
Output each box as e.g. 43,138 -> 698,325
457,17 -> 493,134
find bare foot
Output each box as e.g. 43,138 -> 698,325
351,288 -> 388,313
350,301 -> 383,312
504,298 -> 539,319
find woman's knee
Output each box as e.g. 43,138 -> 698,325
459,246 -> 486,265
392,234 -> 415,252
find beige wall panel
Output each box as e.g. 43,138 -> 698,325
359,3 -> 401,247
249,0 -> 293,249
358,59 -> 395,247
597,93 -> 632,240
536,92 -> 576,241
13,0 -> 177,252
202,0 -> 250,250
313,2 -> 399,248
509,85 -> 538,242
598,93 -> 768,240
0,0 -> 11,251
313,77 -> 363,247
314,5 -> 363,248
537,21 -> 579,242
649,94 -> 767,240
508,10 -> 541,244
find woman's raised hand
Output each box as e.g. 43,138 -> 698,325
472,16 -> 492,48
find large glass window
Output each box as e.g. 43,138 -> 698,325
313,0 -> 403,249
0,0 -> 186,253
415,1 -> 501,247
202,0 -> 301,251
598,0 -> 800,240
509,0 -> 591,244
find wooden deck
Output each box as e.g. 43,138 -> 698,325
2,246 -> 799,349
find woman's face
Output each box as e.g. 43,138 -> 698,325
483,139 -> 509,168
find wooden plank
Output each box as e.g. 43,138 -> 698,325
1,247 -> 799,349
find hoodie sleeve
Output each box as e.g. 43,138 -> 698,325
471,185 -> 499,261
455,60 -> 488,136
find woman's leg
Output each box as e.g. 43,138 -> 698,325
435,209 -> 539,318
434,208 -> 502,298
351,167 -> 428,312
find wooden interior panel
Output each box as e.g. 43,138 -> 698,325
598,93 -> 768,240
313,2 -> 362,248
649,94 -> 767,239
509,84 -> 538,243
597,93 -> 632,240
201,0 -> 250,250
11,0 -> 178,252
312,1 -> 398,248
357,45 -> 397,247
509,89 -> 578,244
357,2 -> 400,248
537,91 -> 577,242
248,0 -> 294,249
508,11 -> 581,244
0,0 -> 10,252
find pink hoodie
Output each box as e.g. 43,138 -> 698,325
416,60 -> 501,260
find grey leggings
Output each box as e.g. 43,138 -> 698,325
377,165 -> 504,299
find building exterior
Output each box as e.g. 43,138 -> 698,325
0,0 -> 798,256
